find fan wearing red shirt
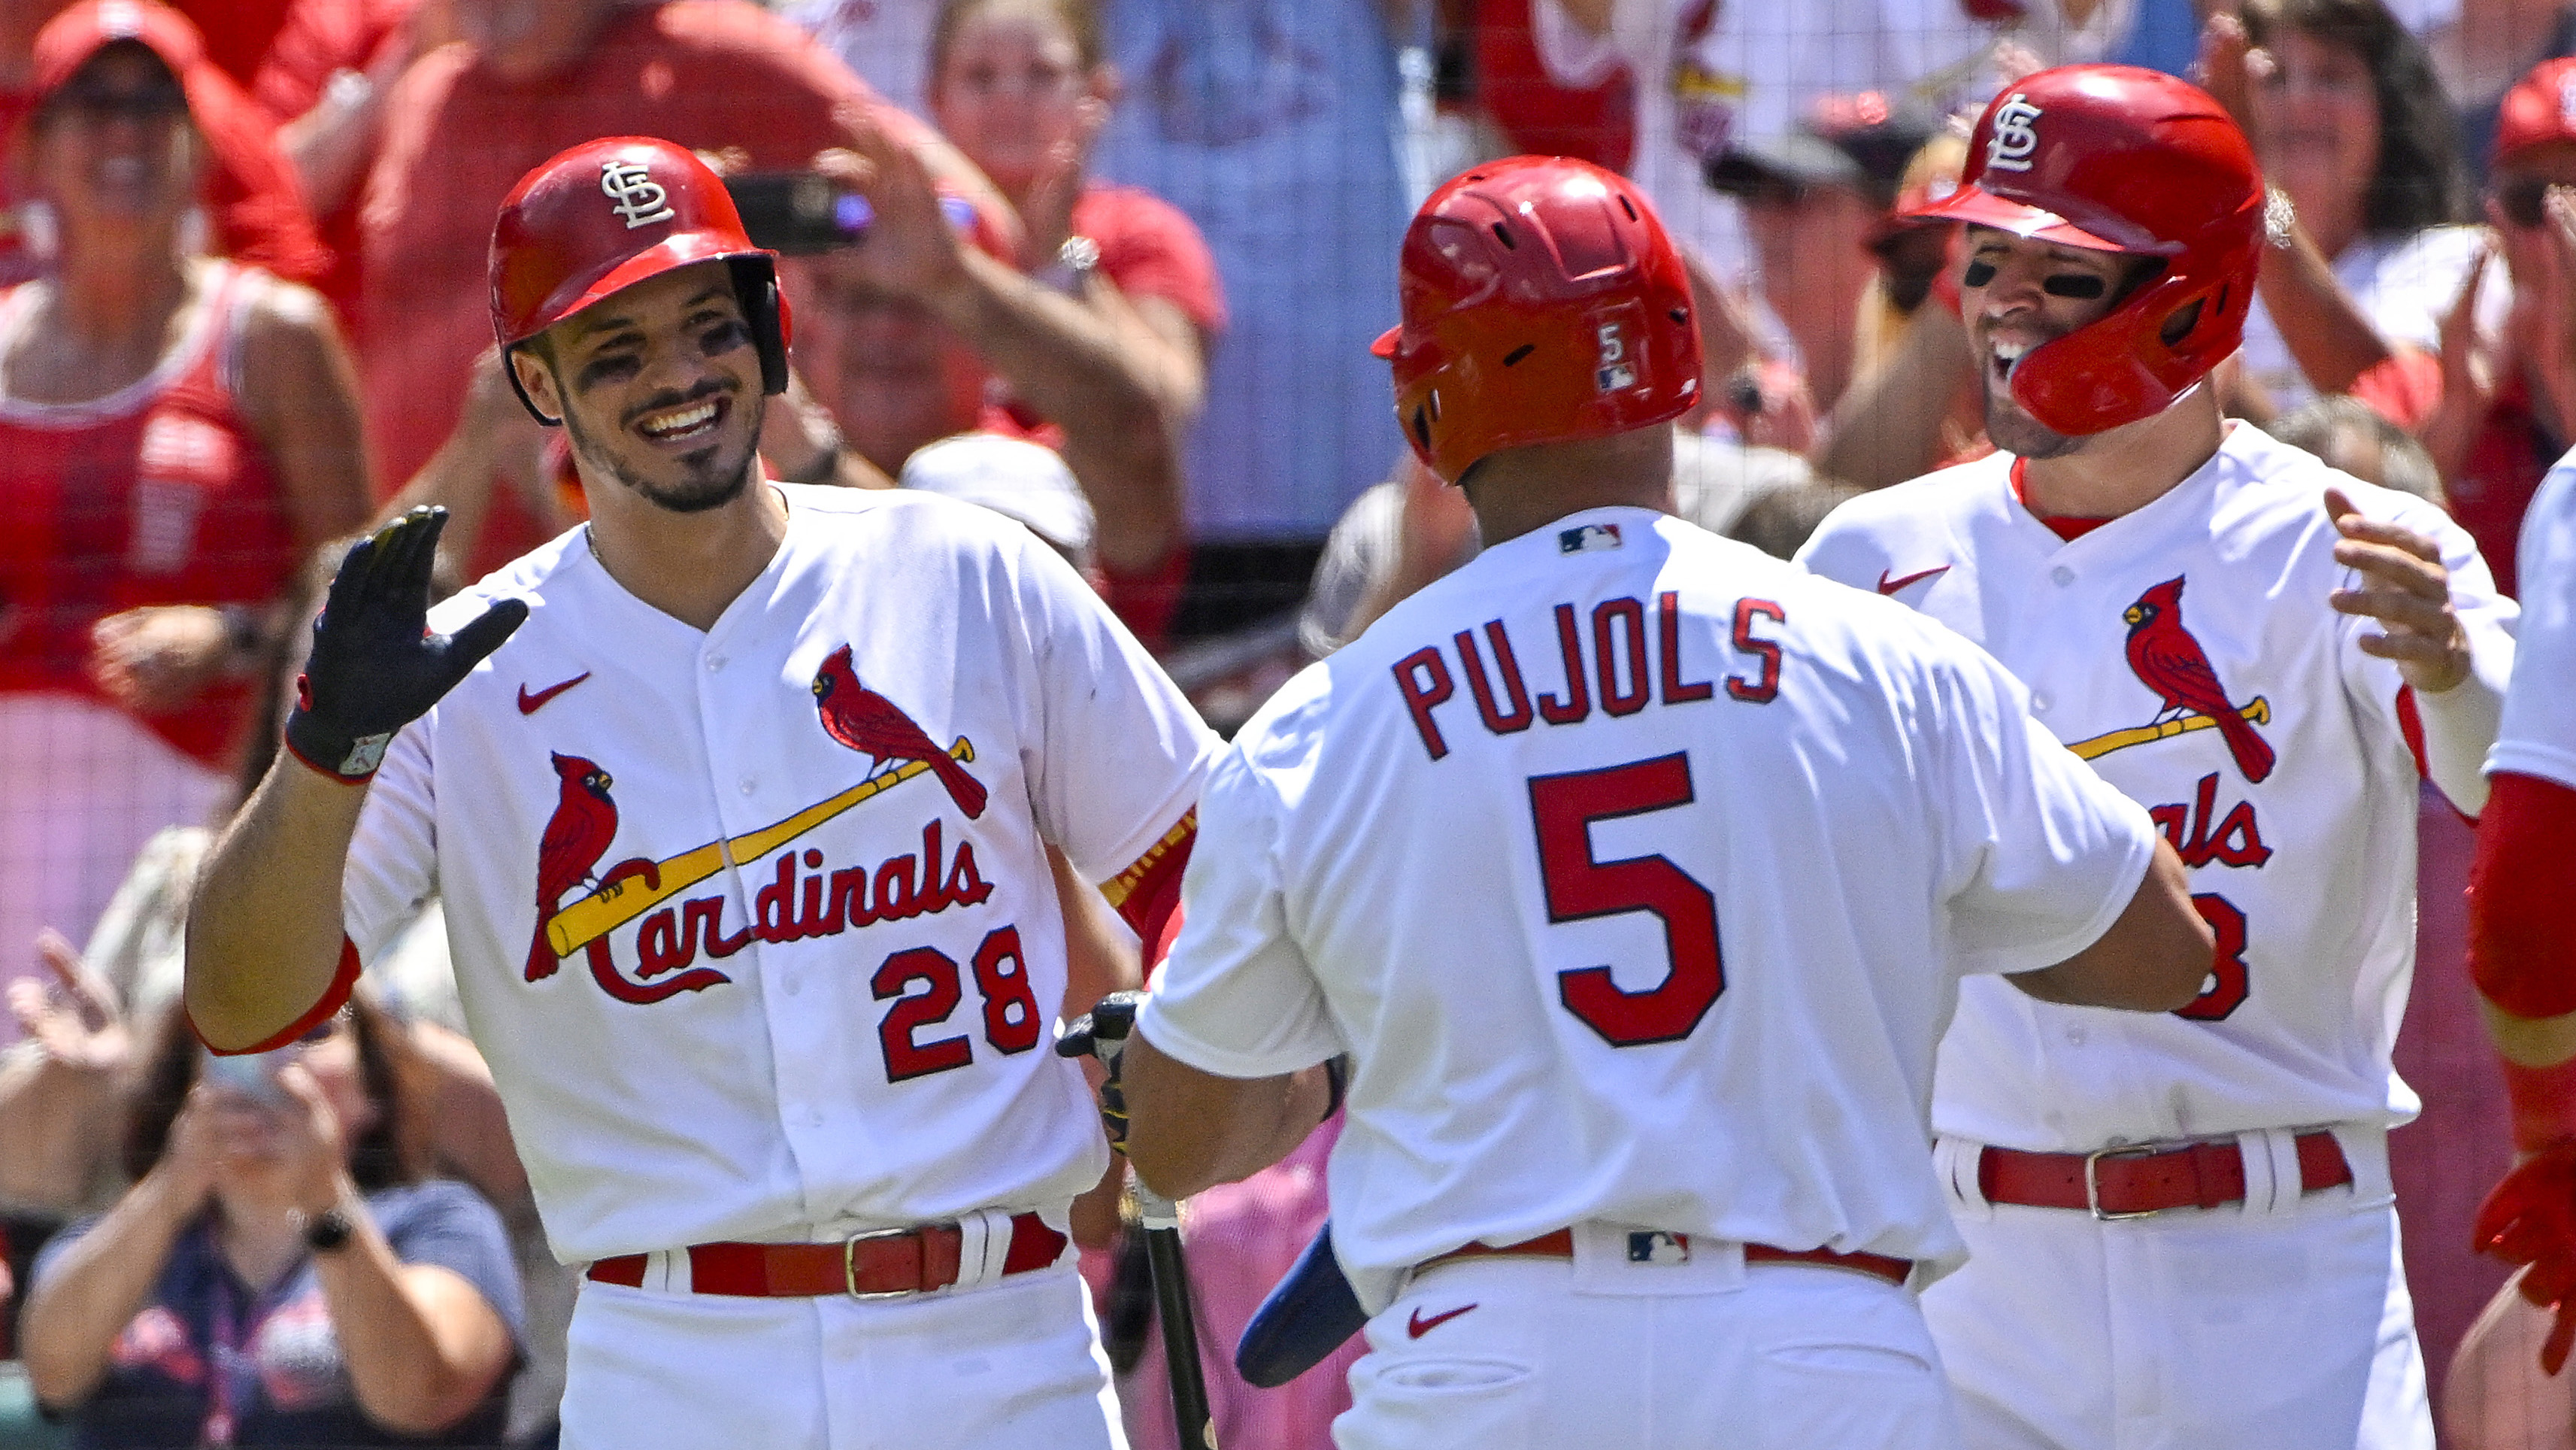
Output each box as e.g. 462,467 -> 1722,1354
354,0 -> 1006,574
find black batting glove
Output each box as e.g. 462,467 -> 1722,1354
1057,990 -> 1144,1154
284,508 -> 528,783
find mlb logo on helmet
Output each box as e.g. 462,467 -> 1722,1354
1595,319 -> 1637,393
1985,93 -> 2044,173
2559,69 -> 2576,130
602,159 -> 677,230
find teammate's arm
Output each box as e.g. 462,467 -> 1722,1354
2326,487 -> 2510,814
186,510 -> 523,1051
2002,836 -> 2211,1011
1121,1033 -> 1337,1202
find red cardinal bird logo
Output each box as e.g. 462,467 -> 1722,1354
811,645 -> 989,818
528,753 -> 620,981
2121,577 -> 2276,784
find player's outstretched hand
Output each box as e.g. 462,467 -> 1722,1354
2474,1143 -> 2576,1374
1056,991 -> 1144,1153
2324,487 -> 2471,694
285,507 -> 528,783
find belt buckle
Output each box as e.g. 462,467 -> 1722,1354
2084,1141 -> 2179,1222
842,1226 -> 923,1300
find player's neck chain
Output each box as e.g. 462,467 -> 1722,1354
585,524 -> 603,566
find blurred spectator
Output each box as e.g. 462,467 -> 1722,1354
1299,428 -> 1807,655
352,0 -> 1007,575
2432,0 -> 2576,183
792,99 -> 1202,644
1471,0 -> 1632,169
900,431 -> 1097,572
924,0 -> 1220,642
1705,92 -> 1936,414
19,998 -> 522,1446
2216,0 -> 2482,427
0,4 -> 370,1015
1723,477 -> 1866,559
789,0 -> 941,119
252,0 -> 438,324
0,1 -> 329,290
1088,0 -> 1412,636
2420,55 -> 2576,594
2268,391 -> 2450,503
1526,0 -> 2117,295
2444,1269 -> 2576,1448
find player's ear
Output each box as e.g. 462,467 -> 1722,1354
508,341 -> 567,428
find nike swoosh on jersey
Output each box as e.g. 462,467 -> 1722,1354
517,672 -> 592,715
1407,1303 -> 1477,1339
1877,566 -> 1951,596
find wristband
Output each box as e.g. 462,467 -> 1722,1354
283,691 -> 393,784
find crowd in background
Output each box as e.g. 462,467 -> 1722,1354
1,0 -> 2573,1445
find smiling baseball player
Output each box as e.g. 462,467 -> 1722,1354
183,138 -> 1215,1450
1104,153 -> 2215,1450
1799,67 -> 2517,1448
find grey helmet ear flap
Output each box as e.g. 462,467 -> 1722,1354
729,256 -> 791,396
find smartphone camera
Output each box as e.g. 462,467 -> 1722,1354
725,171 -> 978,256
202,1045 -> 294,1106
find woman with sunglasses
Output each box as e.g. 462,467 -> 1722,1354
2214,0 -> 2481,430
0,0 -> 370,988
16,996 -> 522,1446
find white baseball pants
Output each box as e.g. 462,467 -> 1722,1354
559,1257 -> 1125,1450
1332,1227 -> 1965,1450
1922,1128 -> 2431,1450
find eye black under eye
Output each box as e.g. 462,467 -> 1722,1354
1962,260 -> 1997,287
2044,275 -> 2108,299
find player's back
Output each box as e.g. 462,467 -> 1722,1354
1218,505 -> 2151,1289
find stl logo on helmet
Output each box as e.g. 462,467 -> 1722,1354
601,159 -> 677,230
1986,93 -> 2044,174
1595,320 -> 1638,393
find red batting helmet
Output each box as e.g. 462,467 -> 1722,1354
489,137 -> 788,423
1908,65 -> 2262,437
1373,156 -> 1699,483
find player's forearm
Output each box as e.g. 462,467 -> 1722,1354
19,1168 -> 202,1406
2414,652 -> 2511,815
1123,1035 -> 1333,1200
1813,302 -> 1974,488
926,251 -> 1186,570
184,760 -> 370,1051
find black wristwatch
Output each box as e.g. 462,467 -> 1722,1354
303,1206 -> 356,1254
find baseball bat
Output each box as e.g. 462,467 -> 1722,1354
1133,1179 -> 1219,1450
2067,696 -> 2269,761
544,738 -> 974,955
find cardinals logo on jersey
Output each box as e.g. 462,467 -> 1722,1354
525,752 -> 726,1004
2067,577 -> 2277,784
812,645 -> 989,818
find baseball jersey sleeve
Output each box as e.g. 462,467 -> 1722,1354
340,696 -> 443,965
1929,643 -> 2162,977
1133,738 -> 1344,1078
2334,486 -> 2517,812
1008,534 -> 1219,889
2492,463 -> 2576,790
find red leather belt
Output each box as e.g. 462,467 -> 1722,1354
1421,1228 -> 1911,1288
1978,1130 -> 2353,1219
586,1212 -> 1065,1297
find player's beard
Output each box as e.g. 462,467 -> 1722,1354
1980,346 -> 2089,462
564,384 -> 762,515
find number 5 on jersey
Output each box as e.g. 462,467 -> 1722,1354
1528,752 -> 1724,1047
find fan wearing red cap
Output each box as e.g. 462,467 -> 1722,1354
1800,65 -> 2517,1448
185,135 -> 1220,1450
1112,150 -> 2211,1450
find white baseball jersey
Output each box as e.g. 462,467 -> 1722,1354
1800,423 -> 2518,1153
341,484 -> 1217,1263
1138,506 -> 2159,1311
2493,457 -> 2576,790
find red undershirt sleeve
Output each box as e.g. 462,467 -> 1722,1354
1102,808 -> 1196,979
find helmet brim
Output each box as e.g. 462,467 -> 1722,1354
510,234 -> 771,347
1904,185 -> 2127,253
1369,325 -> 1400,360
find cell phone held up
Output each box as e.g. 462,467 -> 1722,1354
723,171 -> 977,255
202,1045 -> 295,1106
